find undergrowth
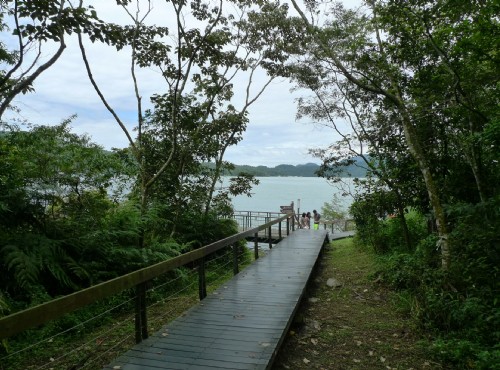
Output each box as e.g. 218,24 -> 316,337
353,200 -> 500,369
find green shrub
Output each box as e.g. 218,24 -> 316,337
372,197 -> 500,369
352,201 -> 429,254
350,197 -> 386,252
430,338 -> 500,370
377,209 -> 427,252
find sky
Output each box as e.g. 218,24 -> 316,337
4,0 -> 361,167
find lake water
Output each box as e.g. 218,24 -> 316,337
222,176 -> 355,215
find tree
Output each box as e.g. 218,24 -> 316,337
141,94 -> 256,234
74,1 -> 277,343
259,0 -> 497,268
0,0 -> 115,118
286,0 -> 452,267
0,120 -> 134,302
376,0 -> 500,203
297,66 -> 420,249
76,0 -> 275,242
320,192 -> 348,233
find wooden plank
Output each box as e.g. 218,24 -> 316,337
104,229 -> 328,370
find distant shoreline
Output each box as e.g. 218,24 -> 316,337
207,159 -> 368,178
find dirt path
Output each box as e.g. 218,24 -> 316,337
272,237 -> 442,370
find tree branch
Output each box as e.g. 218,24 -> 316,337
290,0 -> 402,106
0,1 -> 67,118
76,30 -> 138,158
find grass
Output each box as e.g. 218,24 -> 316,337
272,237 -> 442,370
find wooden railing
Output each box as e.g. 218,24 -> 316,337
0,213 -> 294,343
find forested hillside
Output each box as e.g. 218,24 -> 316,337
207,158 -> 368,177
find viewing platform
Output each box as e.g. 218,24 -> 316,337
232,210 -> 355,243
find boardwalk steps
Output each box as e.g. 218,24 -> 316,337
104,229 -> 331,370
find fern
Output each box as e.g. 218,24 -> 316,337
0,292 -> 8,314
2,233 -> 88,293
150,239 -> 184,258
46,264 -> 78,290
43,242 -> 82,289
3,244 -> 41,289
67,260 -> 91,283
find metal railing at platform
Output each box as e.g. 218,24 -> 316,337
231,210 -> 354,235
231,211 -> 295,241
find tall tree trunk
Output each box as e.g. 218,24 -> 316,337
399,109 -> 450,268
467,118 -> 487,203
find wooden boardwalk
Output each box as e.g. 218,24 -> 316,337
104,229 -> 335,370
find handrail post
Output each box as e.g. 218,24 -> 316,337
268,225 -> 272,249
278,220 -> 282,240
141,285 -> 148,340
286,216 -> 290,235
233,243 -> 239,275
134,282 -> 148,343
198,257 -> 207,300
134,289 -> 141,344
254,232 -> 259,260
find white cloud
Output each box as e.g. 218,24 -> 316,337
4,0 -> 359,167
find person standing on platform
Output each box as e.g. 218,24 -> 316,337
300,213 -> 309,229
306,212 -> 311,229
313,209 -> 321,230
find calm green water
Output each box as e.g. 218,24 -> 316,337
222,176 -> 355,214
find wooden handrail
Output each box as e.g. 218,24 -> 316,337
0,214 -> 292,340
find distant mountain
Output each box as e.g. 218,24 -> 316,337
210,158 -> 368,177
